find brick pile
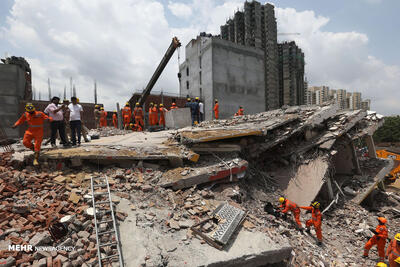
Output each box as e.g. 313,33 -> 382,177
0,152 -> 119,266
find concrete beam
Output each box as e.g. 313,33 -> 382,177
353,159 -> 394,205
364,135 -> 377,159
160,158 -> 248,190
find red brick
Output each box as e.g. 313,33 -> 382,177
83,252 -> 90,261
0,184 -> 5,193
9,236 -> 23,245
4,184 -> 18,192
22,223 -> 34,231
46,256 -> 53,267
36,214 -> 46,222
27,215 -> 37,223
58,250 -> 68,257
52,258 -> 61,267
19,217 -> 28,226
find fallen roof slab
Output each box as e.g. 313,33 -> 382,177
160,158 -> 248,190
41,145 -> 199,163
284,156 -> 330,206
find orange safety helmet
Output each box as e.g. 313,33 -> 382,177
377,217 -> 387,224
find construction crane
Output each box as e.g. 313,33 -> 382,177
131,37 -> 181,107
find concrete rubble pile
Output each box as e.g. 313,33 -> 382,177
2,103 -> 397,266
88,127 -> 130,138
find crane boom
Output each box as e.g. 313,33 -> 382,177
135,37 -> 181,107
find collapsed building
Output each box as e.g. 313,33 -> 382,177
1,102 -> 399,266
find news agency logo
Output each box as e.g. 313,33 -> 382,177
8,244 -> 33,252
8,245 -> 75,252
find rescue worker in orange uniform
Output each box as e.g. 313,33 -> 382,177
235,106 -> 244,116
152,104 -> 158,126
279,197 -> 303,229
112,111 -> 118,128
363,217 -> 388,261
12,103 -> 53,166
148,103 -> 154,126
300,201 -> 323,245
133,103 -> 144,131
213,100 -> 219,119
122,102 -> 132,130
159,103 -> 167,128
99,107 -> 107,127
387,233 -> 400,267
170,102 -> 178,109
129,123 -> 142,132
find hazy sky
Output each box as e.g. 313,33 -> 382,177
0,0 -> 398,114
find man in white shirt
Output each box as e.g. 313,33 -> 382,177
199,100 -> 204,122
68,96 -> 84,146
44,96 -> 69,147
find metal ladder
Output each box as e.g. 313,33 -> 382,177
90,175 -> 124,267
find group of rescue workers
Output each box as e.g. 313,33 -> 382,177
12,97 -> 86,166
278,197 -> 400,266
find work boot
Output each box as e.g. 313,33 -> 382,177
305,228 -> 311,234
317,241 -> 322,246
362,255 -> 368,259
33,152 -> 39,166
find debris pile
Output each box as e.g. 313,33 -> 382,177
2,103 -> 396,266
88,127 -> 129,138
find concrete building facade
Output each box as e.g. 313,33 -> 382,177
179,36 -> 265,120
361,99 -> 371,111
0,58 -> 32,138
277,41 -> 305,106
220,1 -> 280,110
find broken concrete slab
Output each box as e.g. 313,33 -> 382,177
179,129 -> 263,144
117,198 -> 292,267
284,157 -> 329,206
353,159 -> 394,205
160,158 -> 248,190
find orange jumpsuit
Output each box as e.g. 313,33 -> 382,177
159,107 -> 166,127
122,107 -> 132,127
14,111 -> 52,152
281,199 -> 302,228
133,107 -> 144,130
237,108 -> 244,116
151,106 -> 158,126
100,111 -> 108,127
386,239 -> 400,267
364,224 -> 388,261
112,114 -> 118,128
301,206 -> 322,241
214,103 -> 219,119
131,123 -> 142,132
148,107 -> 153,126
170,103 -> 178,109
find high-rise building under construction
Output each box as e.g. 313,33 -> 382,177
220,1 -> 280,110
179,0 -> 305,120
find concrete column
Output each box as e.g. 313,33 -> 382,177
325,176 -> 335,201
116,102 -> 122,129
350,142 -> 361,175
364,135 -> 377,159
